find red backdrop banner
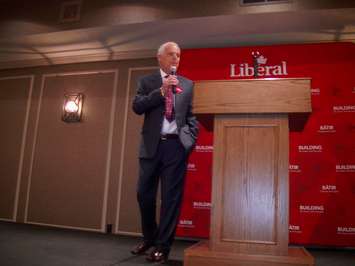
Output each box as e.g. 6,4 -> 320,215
175,42 -> 355,247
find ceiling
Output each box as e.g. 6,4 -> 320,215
0,6 -> 354,69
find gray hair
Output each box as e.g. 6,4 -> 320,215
157,42 -> 180,55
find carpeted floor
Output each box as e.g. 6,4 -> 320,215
0,221 -> 354,266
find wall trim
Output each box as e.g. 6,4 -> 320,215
26,221 -> 103,233
114,66 -> 159,235
101,69 -> 119,232
0,218 -> 15,222
116,230 -> 142,237
0,49 -> 156,71
0,75 -> 34,222
24,69 -> 118,233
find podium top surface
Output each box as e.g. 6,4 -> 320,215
192,78 -> 312,114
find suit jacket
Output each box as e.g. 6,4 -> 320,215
132,72 -> 199,159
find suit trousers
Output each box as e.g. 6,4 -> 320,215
137,137 -> 188,253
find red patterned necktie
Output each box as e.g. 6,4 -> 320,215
164,75 -> 174,122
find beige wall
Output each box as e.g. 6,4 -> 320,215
0,59 -> 158,235
0,76 -> 33,221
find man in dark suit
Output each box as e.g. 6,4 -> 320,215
131,41 -> 199,263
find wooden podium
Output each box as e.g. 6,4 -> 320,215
184,79 -> 315,266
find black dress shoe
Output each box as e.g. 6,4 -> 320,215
131,241 -> 152,255
146,248 -> 169,264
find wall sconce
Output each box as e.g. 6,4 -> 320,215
62,93 -> 84,122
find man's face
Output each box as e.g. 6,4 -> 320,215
158,44 -> 181,73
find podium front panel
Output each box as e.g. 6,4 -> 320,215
210,114 -> 289,255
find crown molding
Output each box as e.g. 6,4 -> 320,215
0,49 -> 156,70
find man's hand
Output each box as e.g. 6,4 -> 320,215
162,75 -> 179,95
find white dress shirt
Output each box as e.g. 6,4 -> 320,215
160,69 -> 178,135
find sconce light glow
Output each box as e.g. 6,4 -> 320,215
62,93 -> 84,122
64,101 -> 79,113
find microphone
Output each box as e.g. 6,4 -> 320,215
170,66 -> 177,94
